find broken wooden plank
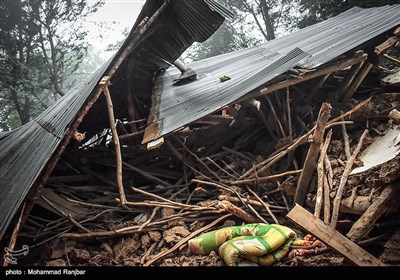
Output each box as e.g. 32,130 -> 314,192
287,204 -> 383,266
347,182 -> 400,243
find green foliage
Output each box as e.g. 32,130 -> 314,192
297,0 -> 400,28
184,0 -> 298,61
226,0 -> 297,40
0,0 -> 103,131
185,21 -> 261,61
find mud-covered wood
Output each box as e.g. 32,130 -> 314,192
287,204 -> 383,266
347,182 -> 400,242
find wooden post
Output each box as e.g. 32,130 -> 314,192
100,76 -> 127,205
295,103 -> 332,206
287,204 -> 383,266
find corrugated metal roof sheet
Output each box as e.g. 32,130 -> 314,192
0,64 -> 106,240
0,0 -> 229,240
143,5 -> 400,142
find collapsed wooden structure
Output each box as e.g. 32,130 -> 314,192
1,2 -> 400,266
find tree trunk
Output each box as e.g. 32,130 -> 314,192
259,0 -> 276,41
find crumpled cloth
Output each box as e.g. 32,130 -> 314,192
188,224 -> 297,266
288,234 -> 328,259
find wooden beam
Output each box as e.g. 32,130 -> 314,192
375,36 -> 398,55
295,103 -> 332,206
287,204 -> 383,266
101,82 -> 127,205
341,62 -> 373,102
347,182 -> 400,243
336,60 -> 366,101
235,53 -> 368,104
311,74 -> 330,96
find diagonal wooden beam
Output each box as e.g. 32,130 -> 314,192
341,62 -> 373,102
336,59 -> 366,101
287,204 -> 383,266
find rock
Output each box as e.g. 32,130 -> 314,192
140,234 -> 151,249
163,226 -> 190,244
114,236 -> 141,261
148,231 -> 162,242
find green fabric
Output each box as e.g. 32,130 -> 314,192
188,223 -> 297,266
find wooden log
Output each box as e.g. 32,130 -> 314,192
347,182 -> 400,242
287,204 -> 383,266
247,187 -> 279,224
295,103 -> 332,206
101,79 -> 127,205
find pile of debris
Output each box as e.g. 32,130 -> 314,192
9,75 -> 400,267
1,3 -> 400,267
